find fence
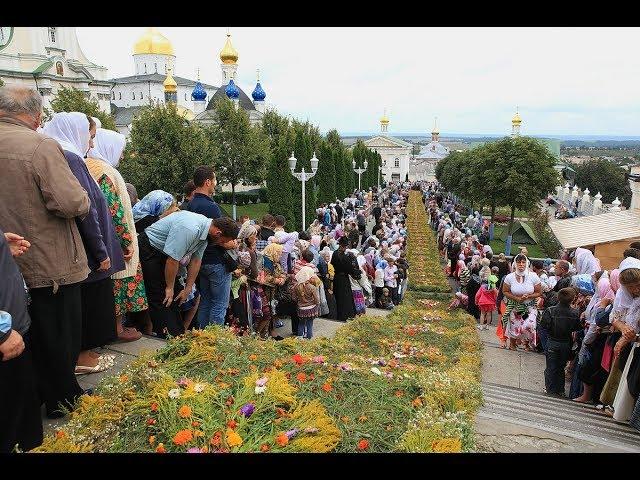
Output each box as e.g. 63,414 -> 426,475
553,183 -> 622,216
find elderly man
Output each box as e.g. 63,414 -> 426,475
138,211 -> 239,337
0,85 -> 91,419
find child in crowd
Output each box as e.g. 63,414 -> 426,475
539,287 -> 582,396
479,257 -> 491,282
374,260 -> 387,307
475,274 -> 499,330
291,265 -> 322,340
384,257 -> 400,305
270,215 -> 299,273
379,287 -> 395,310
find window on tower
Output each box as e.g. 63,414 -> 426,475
112,92 -> 115,100
132,92 -> 135,100
141,92 -> 143,99
394,158 -> 400,168
119,92 -> 121,100
155,63 -> 157,73
144,64 -> 147,74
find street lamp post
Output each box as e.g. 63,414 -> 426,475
352,159 -> 368,192
288,151 -> 319,231
378,165 -> 382,191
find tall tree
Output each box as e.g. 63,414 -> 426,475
208,98 -> 270,219
48,85 -> 117,130
316,139 -> 336,205
263,109 -> 296,228
573,158 -> 631,207
326,130 -> 345,201
119,102 -> 216,197
492,136 -> 559,241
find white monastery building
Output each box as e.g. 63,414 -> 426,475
362,112 -> 413,183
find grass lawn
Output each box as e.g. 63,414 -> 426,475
488,224 -> 546,258
220,203 -> 270,221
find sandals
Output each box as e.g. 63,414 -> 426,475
75,354 -> 115,375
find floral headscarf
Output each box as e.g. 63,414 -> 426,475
263,242 -> 284,264
132,190 -> 175,221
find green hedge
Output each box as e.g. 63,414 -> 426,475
214,188 -> 268,206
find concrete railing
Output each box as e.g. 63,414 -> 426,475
553,183 -> 622,216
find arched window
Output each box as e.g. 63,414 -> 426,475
394,158 -> 400,168
112,92 -> 115,100
140,92 -> 143,99
132,91 -> 135,100
119,92 -> 122,100
184,93 -> 187,101
144,63 -> 147,74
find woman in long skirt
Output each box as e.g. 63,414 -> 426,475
331,237 -> 357,322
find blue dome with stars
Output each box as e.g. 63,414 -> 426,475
225,79 -> 240,99
191,80 -> 207,102
252,81 -> 266,101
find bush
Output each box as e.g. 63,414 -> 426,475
527,206 -> 563,259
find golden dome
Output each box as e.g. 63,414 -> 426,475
512,111 -> 522,125
380,110 -> 389,125
220,33 -> 239,65
134,27 -> 175,56
163,68 -> 177,92
432,117 -> 439,135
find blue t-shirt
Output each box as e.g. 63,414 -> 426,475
145,210 -> 212,261
185,192 -> 225,265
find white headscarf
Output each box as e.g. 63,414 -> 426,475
42,111 -> 91,159
512,255 -> 531,279
295,265 -> 316,284
92,116 -> 102,128
612,257 -> 640,324
87,128 -> 126,167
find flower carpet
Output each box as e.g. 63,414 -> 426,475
35,191 -> 482,453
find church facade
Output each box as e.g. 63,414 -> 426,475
0,27 -> 112,112
410,118 -> 450,181
362,113 -> 413,183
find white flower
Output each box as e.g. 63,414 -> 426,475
194,383 -> 205,393
168,388 -> 181,399
255,386 -> 267,394
371,367 -> 382,376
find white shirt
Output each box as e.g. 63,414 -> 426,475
504,271 -> 540,297
374,269 -> 385,287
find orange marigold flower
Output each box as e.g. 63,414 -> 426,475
274,359 -> 283,368
358,415 -> 368,422
308,373 -> 315,380
194,430 -> 205,438
178,405 -> 192,418
296,372 -> 307,382
146,418 -> 156,425
173,429 -> 193,446
192,421 -> 200,428
119,374 -> 128,383
276,433 -> 289,447
227,419 -> 237,429
412,398 -> 423,407
394,390 -> 404,397
292,353 -> 306,365
156,443 -> 166,453
150,402 -> 159,412
357,439 -> 370,451
55,430 -> 66,439
226,429 -> 243,448
260,443 -> 271,452
322,383 -> 332,392
210,431 -> 222,447
249,354 -> 258,361
341,416 -> 350,423
149,435 -> 156,444
275,407 -> 287,418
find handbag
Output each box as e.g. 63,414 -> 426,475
318,285 -> 330,316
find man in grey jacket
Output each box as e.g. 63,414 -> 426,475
0,85 -> 91,419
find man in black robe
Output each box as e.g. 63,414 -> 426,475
331,236 -> 357,322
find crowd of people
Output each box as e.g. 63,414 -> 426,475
423,182 -> 640,434
0,85 -> 410,452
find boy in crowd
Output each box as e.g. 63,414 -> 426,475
539,287 -> 582,397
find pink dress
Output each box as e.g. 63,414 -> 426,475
475,285 -> 498,313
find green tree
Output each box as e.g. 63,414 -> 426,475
492,137 -> 559,239
573,158 -> 632,207
49,85 -> 117,130
119,102 -> 215,198
326,130 -> 345,201
316,139 -> 336,205
0,78 -> 4,87
207,98 -> 270,219
263,109 -> 296,228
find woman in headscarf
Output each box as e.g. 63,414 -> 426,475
499,254 -> 542,350
132,190 -> 178,233
574,247 -> 601,276
319,247 -> 337,319
43,113 -> 126,375
331,236 -> 358,321
86,128 -> 150,339
572,271 -> 616,403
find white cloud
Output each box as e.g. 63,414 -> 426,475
76,26 -> 640,136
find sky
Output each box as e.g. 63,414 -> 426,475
76,27 -> 640,137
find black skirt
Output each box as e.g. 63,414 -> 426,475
81,278 -> 117,350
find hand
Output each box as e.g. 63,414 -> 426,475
4,233 -> 30,257
622,326 -> 637,342
599,297 -> 612,308
123,245 -> 134,261
174,288 -> 190,306
0,330 -> 25,361
98,257 -> 111,272
614,339 -> 626,360
163,286 -> 175,307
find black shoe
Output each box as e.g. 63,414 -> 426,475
83,388 -> 94,396
273,335 -> 285,341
